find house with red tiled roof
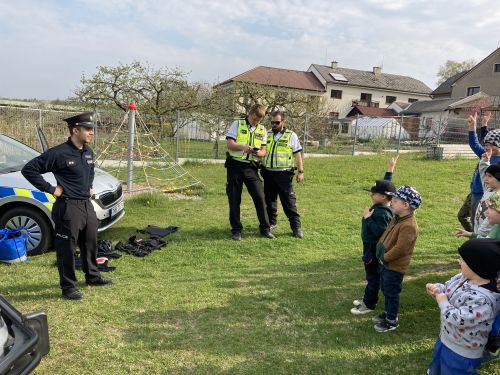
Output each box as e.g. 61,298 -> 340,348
218,62 -> 432,119
218,66 -> 325,94
345,105 -> 396,118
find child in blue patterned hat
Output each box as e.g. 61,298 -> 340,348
372,185 -> 421,332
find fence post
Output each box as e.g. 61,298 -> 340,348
175,110 -> 180,163
352,114 -> 358,156
93,111 -> 98,149
126,103 -> 137,193
397,114 -> 403,154
302,112 -> 308,155
436,113 -> 442,147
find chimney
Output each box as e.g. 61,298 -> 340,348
373,66 -> 382,75
331,61 -> 338,69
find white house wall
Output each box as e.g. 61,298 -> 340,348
324,85 -> 430,118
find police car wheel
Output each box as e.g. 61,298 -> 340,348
0,207 -> 52,255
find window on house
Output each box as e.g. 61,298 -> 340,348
330,90 -> 342,99
386,96 -> 396,104
408,98 -> 418,103
467,86 -> 480,96
425,117 -> 433,131
329,112 -> 339,119
360,93 -> 372,102
495,64 -> 500,72
341,123 -> 349,134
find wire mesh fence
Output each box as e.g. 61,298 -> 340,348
1,102 -> 499,161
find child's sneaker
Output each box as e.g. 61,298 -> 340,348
374,318 -> 399,333
350,302 -> 374,315
372,312 -> 387,324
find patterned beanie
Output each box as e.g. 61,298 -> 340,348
483,129 -> 500,148
485,163 -> 500,181
487,191 -> 500,212
387,185 -> 422,209
458,238 -> 500,280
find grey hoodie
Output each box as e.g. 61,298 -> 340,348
434,273 -> 500,359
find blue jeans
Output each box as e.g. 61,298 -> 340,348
362,242 -> 380,310
427,337 -> 481,375
380,265 -> 404,321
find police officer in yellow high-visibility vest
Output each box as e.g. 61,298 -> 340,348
261,110 -> 304,238
225,104 -> 274,241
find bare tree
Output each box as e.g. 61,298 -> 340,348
436,59 -> 476,85
74,61 -> 202,136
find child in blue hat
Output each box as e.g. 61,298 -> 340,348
372,185 -> 421,332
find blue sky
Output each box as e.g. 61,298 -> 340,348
1,0 -> 499,99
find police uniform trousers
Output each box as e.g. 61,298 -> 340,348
226,159 -> 270,234
51,199 -> 100,291
261,168 -> 301,230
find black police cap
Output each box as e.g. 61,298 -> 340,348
63,112 -> 97,128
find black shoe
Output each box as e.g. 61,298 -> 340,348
62,289 -> 84,300
374,318 -> 399,333
231,232 -> 242,241
261,231 -> 276,239
86,277 -> 114,286
292,228 -> 304,238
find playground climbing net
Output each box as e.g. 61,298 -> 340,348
95,109 -> 203,193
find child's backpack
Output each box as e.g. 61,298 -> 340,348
486,314 -> 500,353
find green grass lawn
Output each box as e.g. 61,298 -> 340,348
2,153 -> 500,374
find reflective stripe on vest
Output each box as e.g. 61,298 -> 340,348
264,129 -> 294,169
228,119 -> 266,161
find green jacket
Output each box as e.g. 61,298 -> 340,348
471,224 -> 500,239
361,171 -> 394,243
361,204 -> 394,243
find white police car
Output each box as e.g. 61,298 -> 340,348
0,134 -> 124,255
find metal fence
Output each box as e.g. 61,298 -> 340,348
1,105 -> 499,160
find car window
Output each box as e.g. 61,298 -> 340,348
0,135 -> 40,174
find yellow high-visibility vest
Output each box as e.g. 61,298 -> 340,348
264,129 -> 294,169
228,119 -> 266,161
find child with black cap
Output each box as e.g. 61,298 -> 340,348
372,184 -> 421,332
426,239 -> 500,375
351,156 -> 398,315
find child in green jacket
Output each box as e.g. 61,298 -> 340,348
351,156 -> 398,315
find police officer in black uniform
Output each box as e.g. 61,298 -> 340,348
226,104 -> 274,241
22,112 -> 113,300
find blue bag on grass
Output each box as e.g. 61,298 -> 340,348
0,228 -> 27,263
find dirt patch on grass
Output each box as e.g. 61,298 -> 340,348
122,184 -> 202,201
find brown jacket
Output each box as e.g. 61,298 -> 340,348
376,212 -> 418,273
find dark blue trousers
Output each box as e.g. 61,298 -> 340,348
362,242 -> 380,310
380,265 -> 404,321
427,337 -> 481,375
